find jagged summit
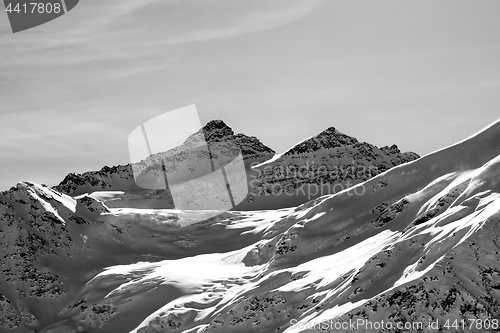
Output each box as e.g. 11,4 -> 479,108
54,120 -> 275,195
283,126 -> 359,156
182,119 -> 274,156
205,119 -> 230,128
254,125 -> 419,170
380,144 -> 403,155
54,119 -> 419,203
281,126 -> 413,158
319,126 -> 340,135
183,120 -> 234,145
203,119 -> 234,136
245,125 -> 421,209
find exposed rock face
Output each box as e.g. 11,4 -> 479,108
245,127 -> 420,208
76,195 -> 110,214
54,120 -> 275,196
276,127 -> 419,168
54,121 -> 419,210
281,127 -> 418,162
232,133 -> 276,159
380,143 -> 421,165
199,120 -> 275,158
283,127 -> 360,155
55,165 -> 133,195
168,119 -> 275,158
0,294 -> 21,330
0,182 -> 74,331
199,119 -> 235,141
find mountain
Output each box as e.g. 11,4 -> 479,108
239,126 -> 420,210
1,119 -> 499,333
53,122 -> 419,211
257,126 -> 418,163
53,120 -> 275,199
187,119 -> 275,159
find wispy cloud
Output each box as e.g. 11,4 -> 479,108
115,0 -> 326,45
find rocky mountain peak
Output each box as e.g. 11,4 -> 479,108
380,144 -> 401,154
203,119 -> 233,132
202,119 -> 235,142
283,126 -> 359,156
54,119 -> 274,195
182,119 -> 274,156
181,119 -> 234,147
320,126 -> 338,134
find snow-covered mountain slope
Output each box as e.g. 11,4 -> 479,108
1,119 -> 499,333
0,181 -> 292,332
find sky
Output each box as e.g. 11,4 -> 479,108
1,0 -> 500,190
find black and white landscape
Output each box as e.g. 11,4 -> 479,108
2,1 -> 500,333
1,119 -> 500,332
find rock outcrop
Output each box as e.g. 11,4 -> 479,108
54,120 -> 275,196
243,127 -> 420,209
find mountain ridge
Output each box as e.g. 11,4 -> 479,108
0,119 -> 499,332
244,125 -> 420,210
53,120 -> 275,196
53,120 -> 420,211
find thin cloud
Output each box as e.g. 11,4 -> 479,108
112,0 -> 326,45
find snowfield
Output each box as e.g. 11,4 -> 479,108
0,120 -> 500,333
